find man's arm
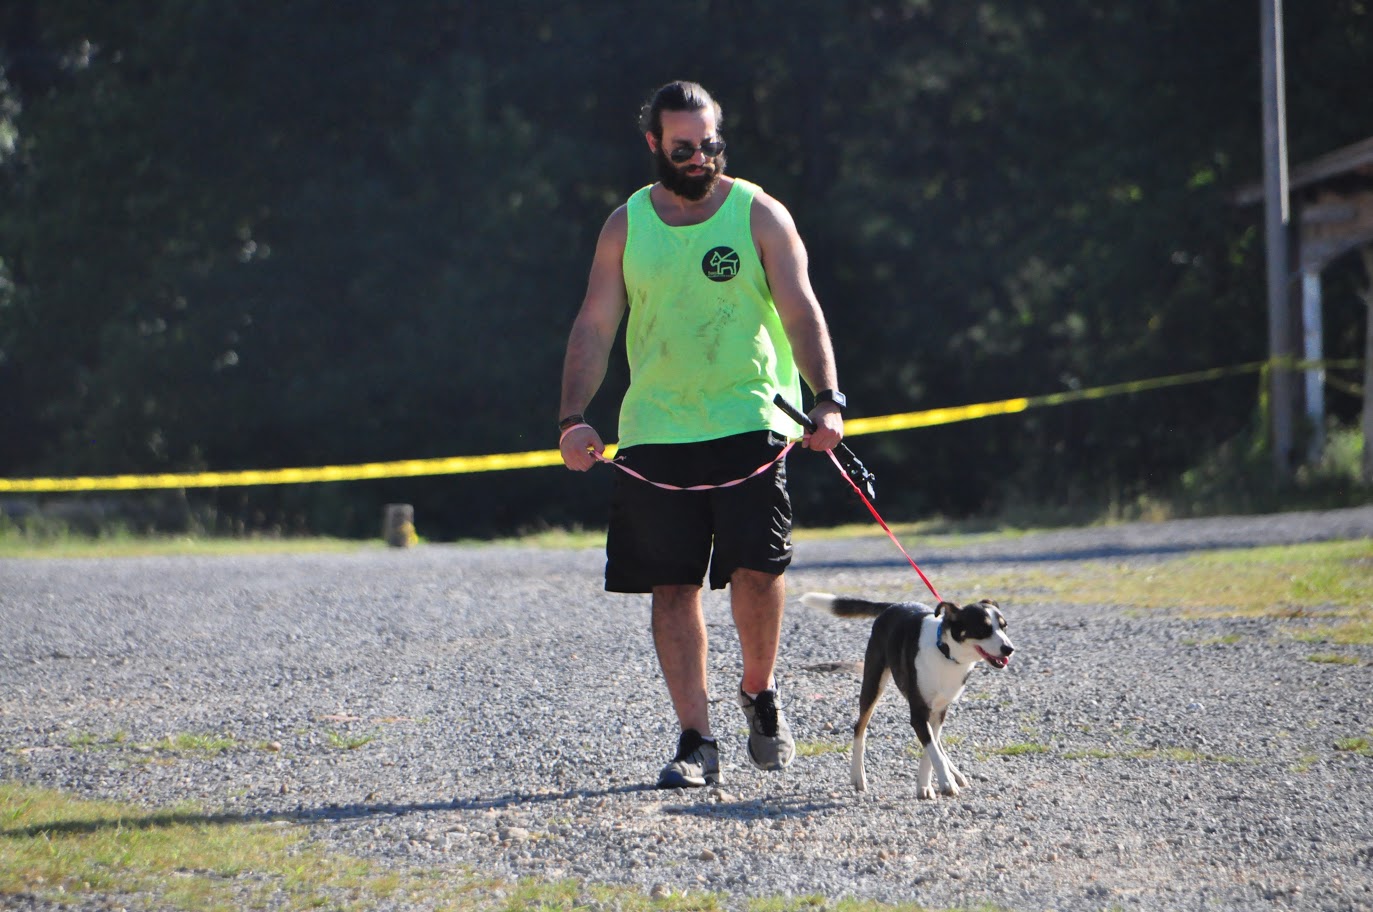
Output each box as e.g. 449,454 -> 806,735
559,206 -> 629,471
752,193 -> 843,451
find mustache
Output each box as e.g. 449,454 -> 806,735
655,149 -> 725,200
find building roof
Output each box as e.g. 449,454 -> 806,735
1234,135 -> 1373,205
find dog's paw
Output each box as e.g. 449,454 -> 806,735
917,785 -> 937,800
851,774 -> 868,792
939,782 -> 961,798
953,770 -> 970,789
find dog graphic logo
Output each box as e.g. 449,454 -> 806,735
701,246 -> 741,282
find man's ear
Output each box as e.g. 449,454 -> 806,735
645,131 -> 659,153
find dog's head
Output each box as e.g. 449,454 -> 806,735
936,599 -> 1015,669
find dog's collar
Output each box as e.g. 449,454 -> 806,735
935,620 -> 957,663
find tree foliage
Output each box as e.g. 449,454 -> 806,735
1,0 -> 1369,537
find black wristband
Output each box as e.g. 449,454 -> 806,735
814,389 -> 847,412
558,413 -> 586,432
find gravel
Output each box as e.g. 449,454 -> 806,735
2,505 -> 1372,911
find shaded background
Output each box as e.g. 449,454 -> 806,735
1,1 -> 1370,539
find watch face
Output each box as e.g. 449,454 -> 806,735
820,390 -> 846,409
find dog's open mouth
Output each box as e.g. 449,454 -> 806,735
976,646 -> 1010,669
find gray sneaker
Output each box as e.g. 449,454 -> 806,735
656,729 -> 720,788
738,686 -> 795,771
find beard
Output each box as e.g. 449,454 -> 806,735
655,147 -> 726,201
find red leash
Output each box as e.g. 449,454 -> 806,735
822,448 -> 943,603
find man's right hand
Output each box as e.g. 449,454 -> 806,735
559,425 -> 604,472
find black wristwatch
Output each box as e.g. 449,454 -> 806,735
814,389 -> 847,412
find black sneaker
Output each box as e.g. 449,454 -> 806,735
738,686 -> 795,771
656,729 -> 720,789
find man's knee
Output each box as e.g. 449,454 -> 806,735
653,584 -> 703,615
731,567 -> 782,590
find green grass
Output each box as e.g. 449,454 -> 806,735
979,742 -> 1051,758
61,731 -> 237,757
159,732 -> 238,755
1307,652 -> 1361,666
1334,736 -> 1373,756
916,538 -> 1373,642
0,524 -> 369,560
2,783 -> 1000,912
0,783 -> 396,911
1061,747 -> 1244,764
325,729 -> 378,751
748,897 -> 988,912
794,739 -> 849,758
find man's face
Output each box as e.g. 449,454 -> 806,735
649,108 -> 726,202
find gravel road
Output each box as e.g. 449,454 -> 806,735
2,506 -> 1372,911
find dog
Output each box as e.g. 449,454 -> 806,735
801,593 -> 1015,797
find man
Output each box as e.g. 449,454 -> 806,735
558,81 -> 845,789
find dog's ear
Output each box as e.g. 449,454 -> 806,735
978,598 -> 1000,609
934,601 -> 958,617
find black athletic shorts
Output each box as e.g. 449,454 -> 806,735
605,431 -> 793,593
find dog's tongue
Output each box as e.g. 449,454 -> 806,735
977,647 -> 1010,669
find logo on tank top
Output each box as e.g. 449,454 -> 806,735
701,246 -> 741,282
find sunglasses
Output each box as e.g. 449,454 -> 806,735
667,140 -> 726,164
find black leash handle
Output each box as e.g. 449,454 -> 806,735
773,394 -> 877,500
773,393 -> 817,433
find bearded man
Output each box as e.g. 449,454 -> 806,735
557,81 -> 846,788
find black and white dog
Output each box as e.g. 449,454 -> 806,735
801,593 -> 1015,797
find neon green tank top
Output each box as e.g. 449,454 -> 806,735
618,178 -> 802,447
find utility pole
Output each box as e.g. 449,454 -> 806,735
1261,0 -> 1295,477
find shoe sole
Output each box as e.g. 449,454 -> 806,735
746,744 -> 794,772
656,771 -> 721,789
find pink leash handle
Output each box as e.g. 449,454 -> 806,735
594,441 -> 795,491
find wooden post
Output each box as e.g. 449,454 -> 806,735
383,504 -> 417,548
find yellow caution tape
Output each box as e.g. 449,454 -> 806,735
846,361 -> 1271,437
0,358 -> 1359,493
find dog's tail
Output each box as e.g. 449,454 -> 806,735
800,592 -> 891,618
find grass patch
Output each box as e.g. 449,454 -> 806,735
795,739 -> 849,758
3,784 -> 930,912
1307,652 -> 1361,666
0,526 -> 369,560
978,742 -> 1051,759
1191,633 -> 1244,646
1063,747 -> 1244,764
63,731 -> 235,757
948,539 -> 1373,625
748,897 -> 970,912
67,730 -> 127,752
0,783 -> 394,911
1334,736 -> 1373,755
157,733 -> 238,755
1312,618 -> 1373,646
325,729 -> 378,751
1291,754 -> 1320,774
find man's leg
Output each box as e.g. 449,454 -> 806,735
731,567 -> 795,771
651,583 -> 712,736
730,568 -> 785,694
